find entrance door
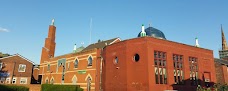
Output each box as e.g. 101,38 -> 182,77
203,72 -> 211,87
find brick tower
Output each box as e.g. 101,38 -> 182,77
40,19 -> 56,64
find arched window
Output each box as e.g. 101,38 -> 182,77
47,64 -> 50,71
88,56 -> 92,66
45,79 -> 49,84
74,59 -> 79,68
87,77 -> 91,91
72,75 -> 77,85
50,78 -> 54,84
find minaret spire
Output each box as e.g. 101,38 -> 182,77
73,44 -> 77,53
221,24 -> 228,50
195,37 -> 200,47
51,19 -> 55,26
40,19 -> 56,64
140,24 -> 146,37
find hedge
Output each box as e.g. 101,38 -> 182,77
41,84 -> 83,91
0,85 -> 29,91
197,83 -> 228,91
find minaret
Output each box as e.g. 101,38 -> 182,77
51,19 -> 55,25
73,44 -> 77,53
140,24 -> 146,37
221,24 -> 228,50
195,37 -> 200,47
40,19 -> 56,64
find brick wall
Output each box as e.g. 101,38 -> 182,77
0,55 -> 34,85
222,65 -> 228,84
102,37 -> 216,91
39,49 -> 100,91
215,61 -> 228,84
28,84 -> 41,91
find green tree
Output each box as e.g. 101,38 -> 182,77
0,52 -> 10,58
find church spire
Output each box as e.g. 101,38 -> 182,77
221,24 -> 228,50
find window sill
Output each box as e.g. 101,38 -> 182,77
18,71 -> 25,72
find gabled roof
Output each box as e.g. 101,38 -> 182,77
214,58 -> 228,66
82,38 -> 121,51
0,54 -> 35,64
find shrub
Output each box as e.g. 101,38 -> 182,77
41,84 -> 83,91
214,83 -> 228,91
0,84 -> 29,91
197,83 -> 228,91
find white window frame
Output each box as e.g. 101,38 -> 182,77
87,55 -> 93,67
87,76 -> 92,91
6,78 -> 10,84
18,64 -> 26,72
50,77 -> 54,84
68,62 -> 70,70
72,75 -> 77,85
0,62 -> 2,70
20,78 -> 27,84
74,59 -> 79,68
47,64 -> 50,72
227,67 -> 228,73
45,77 -> 49,84
12,78 -> 17,84
0,77 -> 5,83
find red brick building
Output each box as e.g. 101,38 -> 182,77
101,25 -> 216,91
39,21 -> 220,91
214,58 -> 228,84
0,54 -> 35,85
39,19 -> 120,91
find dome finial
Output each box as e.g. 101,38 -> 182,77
149,22 -> 152,27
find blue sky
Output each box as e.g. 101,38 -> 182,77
0,1 -> 228,64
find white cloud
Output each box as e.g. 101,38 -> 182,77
0,27 -> 10,32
